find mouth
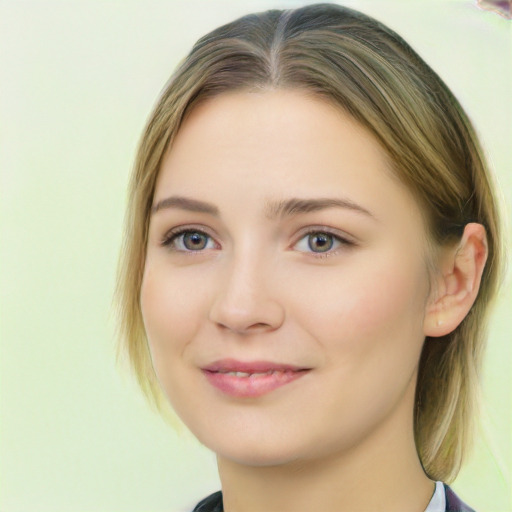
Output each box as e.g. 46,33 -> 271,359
201,359 -> 311,398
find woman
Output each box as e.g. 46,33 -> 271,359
115,4 -> 503,511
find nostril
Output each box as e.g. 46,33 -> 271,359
250,323 -> 271,329
215,321 -> 274,334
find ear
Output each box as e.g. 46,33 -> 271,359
424,223 -> 488,337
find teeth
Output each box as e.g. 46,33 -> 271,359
223,370 -> 277,377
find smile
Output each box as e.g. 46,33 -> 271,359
201,359 -> 311,398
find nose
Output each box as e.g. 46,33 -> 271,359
208,254 -> 285,335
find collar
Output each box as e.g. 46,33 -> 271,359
424,481 -> 446,512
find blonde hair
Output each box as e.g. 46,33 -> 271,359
115,3 -> 503,482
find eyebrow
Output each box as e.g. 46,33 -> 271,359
264,197 -> 375,220
151,196 -> 219,215
151,195 -> 375,220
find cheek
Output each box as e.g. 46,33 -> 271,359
280,252 -> 430,449
140,262 -> 206,376
291,250 -> 429,360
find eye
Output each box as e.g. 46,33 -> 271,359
293,230 -> 352,255
162,228 -> 217,252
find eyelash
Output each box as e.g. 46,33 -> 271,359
160,226 -> 355,259
161,226 -> 218,255
294,228 -> 355,258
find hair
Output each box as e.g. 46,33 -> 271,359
115,3 -> 503,483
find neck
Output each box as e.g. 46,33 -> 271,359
217,379 -> 435,512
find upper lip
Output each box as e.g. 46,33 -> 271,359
202,359 -> 310,373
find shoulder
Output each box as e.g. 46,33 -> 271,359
191,491 -> 223,512
444,484 -> 476,512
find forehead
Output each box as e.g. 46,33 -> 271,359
164,89 -> 391,178
155,90 -> 421,227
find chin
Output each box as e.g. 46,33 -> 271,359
195,426 -> 319,468
217,446 -> 303,468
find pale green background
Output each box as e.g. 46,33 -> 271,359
1,1 -> 510,511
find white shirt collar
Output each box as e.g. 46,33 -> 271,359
424,481 -> 446,512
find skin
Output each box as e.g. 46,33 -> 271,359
141,90 -> 487,512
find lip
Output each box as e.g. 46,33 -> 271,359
201,359 -> 311,398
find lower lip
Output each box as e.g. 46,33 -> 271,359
202,369 -> 309,398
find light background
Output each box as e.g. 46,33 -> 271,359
0,1 -> 510,511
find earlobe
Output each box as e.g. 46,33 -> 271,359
424,223 -> 488,337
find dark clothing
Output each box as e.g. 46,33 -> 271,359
192,491 -> 222,512
192,484 -> 476,512
444,484 -> 476,512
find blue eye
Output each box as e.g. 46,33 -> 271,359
163,229 -> 216,252
294,231 -> 350,254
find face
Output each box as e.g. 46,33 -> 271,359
141,90 -> 433,466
